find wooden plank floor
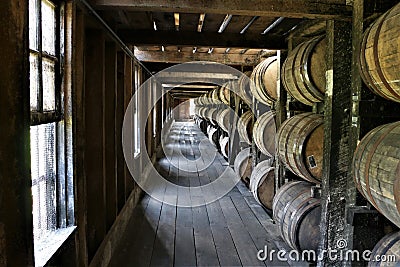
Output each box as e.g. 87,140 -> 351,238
109,121 -> 309,267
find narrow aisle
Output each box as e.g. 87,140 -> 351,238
109,122 -> 303,267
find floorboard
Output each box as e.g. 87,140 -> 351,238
109,121 -> 310,267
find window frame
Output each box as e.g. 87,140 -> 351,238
28,0 -> 75,265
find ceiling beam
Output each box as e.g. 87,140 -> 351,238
119,30 -> 285,49
153,70 -> 238,84
135,50 -> 259,66
92,0 -> 352,20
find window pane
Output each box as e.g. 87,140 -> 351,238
42,58 -> 56,111
42,0 -> 56,55
29,0 -> 38,50
30,53 -> 40,111
30,122 -> 57,242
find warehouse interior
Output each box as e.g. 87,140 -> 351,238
1,0 -> 400,266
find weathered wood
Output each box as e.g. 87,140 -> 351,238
154,71 -> 238,84
359,3 -> 400,103
273,181 -> 321,253
274,50 -> 287,192
0,1 -> 33,265
116,52 -> 126,212
73,8 -> 89,266
234,147 -> 253,185
84,29 -> 107,262
124,30 -> 286,49
249,160 -> 275,210
135,49 -> 259,66
353,122 -> 400,228
253,111 -> 276,157
93,0 -> 352,20
237,110 -> 253,145
277,112 -> 324,184
104,42 -> 117,230
250,56 -> 278,106
282,36 -> 327,106
369,231 -> 400,266
124,55 -> 135,199
318,19 -> 353,267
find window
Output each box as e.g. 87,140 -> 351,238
134,64 -> 141,157
29,0 -> 75,265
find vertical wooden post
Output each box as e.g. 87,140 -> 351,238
0,1 -> 34,266
228,80 -> 241,166
116,51 -> 126,212
318,20 -> 352,266
73,8 -> 88,266
274,50 -> 287,192
84,29 -> 106,262
104,41 -> 117,231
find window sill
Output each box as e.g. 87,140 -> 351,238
34,226 -> 77,267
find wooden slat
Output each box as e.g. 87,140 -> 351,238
93,0 -> 352,19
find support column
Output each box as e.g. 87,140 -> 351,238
318,20 -> 352,266
0,1 -> 33,266
274,50 -> 287,192
84,29 -> 106,262
104,41 -> 117,231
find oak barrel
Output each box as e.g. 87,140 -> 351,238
234,147 -> 253,185
353,121 -> 400,228
253,111 -> 276,157
359,3 -> 400,103
219,135 -> 229,158
207,125 -> 218,146
282,36 -> 326,106
216,108 -> 231,133
250,56 -> 278,106
219,82 -> 231,105
369,231 -> 400,266
238,71 -> 253,106
250,160 -> 275,210
237,111 -> 253,145
277,112 -> 324,184
272,181 -> 321,252
206,108 -> 219,126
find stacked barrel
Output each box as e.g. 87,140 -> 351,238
193,85 -> 232,158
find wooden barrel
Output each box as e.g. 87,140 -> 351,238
250,56 -> 278,106
369,231 -> 400,266
199,107 -> 208,119
238,71 -> 253,106
353,121 -> 400,228
282,36 -> 326,106
234,147 -> 253,185
217,108 -> 231,133
219,83 -> 231,105
205,108 -> 219,126
272,181 -> 321,252
210,88 -> 222,104
219,135 -> 229,158
359,3 -> 400,103
253,111 -> 276,157
207,125 -> 218,146
250,160 -> 275,210
237,111 -> 253,145
277,112 -> 324,184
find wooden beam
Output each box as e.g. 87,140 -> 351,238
155,71 -> 238,84
318,19 -> 352,266
0,1 -> 34,266
92,0 -> 352,19
120,30 -> 285,49
135,50 -> 258,66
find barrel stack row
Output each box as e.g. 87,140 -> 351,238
232,2 -> 400,263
